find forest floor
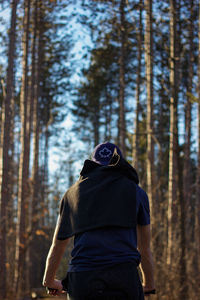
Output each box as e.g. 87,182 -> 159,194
37,293 -> 67,299
42,297 -> 67,300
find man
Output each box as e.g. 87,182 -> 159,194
43,142 -> 155,299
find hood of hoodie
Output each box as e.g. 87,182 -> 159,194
80,155 -> 139,185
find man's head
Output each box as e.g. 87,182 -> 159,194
91,142 -> 122,166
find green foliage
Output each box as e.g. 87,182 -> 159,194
72,42 -> 119,143
35,1 -> 72,135
72,0 -> 139,146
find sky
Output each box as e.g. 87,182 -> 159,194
47,2 -> 94,186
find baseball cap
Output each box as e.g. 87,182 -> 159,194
91,142 -> 122,165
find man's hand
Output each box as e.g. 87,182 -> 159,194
42,221 -> 71,296
143,285 -> 156,297
44,279 -> 64,296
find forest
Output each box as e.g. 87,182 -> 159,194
0,0 -> 199,299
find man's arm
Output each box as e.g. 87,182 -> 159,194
43,218 -> 71,291
137,224 -> 155,292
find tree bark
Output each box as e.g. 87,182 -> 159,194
43,123 -> 49,226
167,0 -> 178,266
26,0 -> 38,291
31,44 -> 40,233
104,87 -> 112,141
29,0 -> 43,288
144,0 -> 154,217
118,0 -> 126,156
183,0 -> 194,228
0,1 -> 19,299
30,42 -> 40,289
196,0 -> 200,290
94,98 -> 100,146
14,0 -> 31,296
132,0 -> 142,169
182,1 -> 194,297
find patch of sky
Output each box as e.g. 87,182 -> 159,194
0,6 -> 9,70
48,1 -> 95,181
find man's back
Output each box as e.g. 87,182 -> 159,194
68,185 -> 150,272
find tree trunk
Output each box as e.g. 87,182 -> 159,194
167,4 -> 185,300
104,87 -> 112,141
14,0 -> 31,296
26,0 -> 38,291
0,1 -> 19,299
43,123 -> 49,227
30,2 -> 45,287
132,0 -> 142,169
31,44 -> 40,234
183,1 -> 194,297
177,141 -> 187,300
144,0 -> 154,218
183,0 -> 194,230
94,98 -> 100,146
30,43 -> 40,289
118,0 -> 126,156
7,91 -> 16,296
196,0 -> 200,291
167,0 -> 178,266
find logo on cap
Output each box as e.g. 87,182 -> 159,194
99,147 -> 112,158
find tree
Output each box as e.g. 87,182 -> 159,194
28,0 -> 72,288
183,0 -> 194,232
182,1 -> 195,298
167,0 -> 178,267
14,0 -> 31,296
196,0 -> 200,290
132,0 -> 143,170
118,0 -> 126,155
144,0 -> 154,221
72,43 -> 119,146
0,1 -> 19,299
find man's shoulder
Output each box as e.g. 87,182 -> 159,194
136,186 -> 150,225
64,179 -> 80,197
136,185 -> 148,199
59,180 -> 79,209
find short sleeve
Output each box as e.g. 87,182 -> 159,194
136,187 -> 150,225
56,195 -> 73,240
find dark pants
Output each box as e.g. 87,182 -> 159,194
62,262 -> 144,300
